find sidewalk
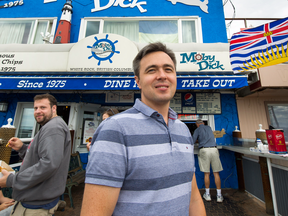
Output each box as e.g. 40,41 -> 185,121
55,183 -> 270,216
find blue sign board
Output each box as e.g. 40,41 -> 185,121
0,75 -> 248,90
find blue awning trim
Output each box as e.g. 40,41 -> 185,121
0,75 -> 248,90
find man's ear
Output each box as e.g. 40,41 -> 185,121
52,105 -> 57,115
134,76 -> 141,89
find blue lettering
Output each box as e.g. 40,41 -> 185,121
180,52 -> 197,63
197,61 -> 208,71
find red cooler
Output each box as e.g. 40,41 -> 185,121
266,129 -> 287,154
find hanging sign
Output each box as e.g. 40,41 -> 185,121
105,91 -> 134,103
170,93 -> 182,113
0,76 -> 248,90
182,93 -> 196,114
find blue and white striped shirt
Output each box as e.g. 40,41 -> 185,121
85,99 -> 195,215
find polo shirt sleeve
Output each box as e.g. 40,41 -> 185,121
85,118 -> 127,188
192,128 -> 199,144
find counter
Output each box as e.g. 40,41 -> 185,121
221,145 -> 288,216
222,145 -> 288,161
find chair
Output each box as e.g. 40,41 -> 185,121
64,151 -> 86,208
1,187 -> 13,198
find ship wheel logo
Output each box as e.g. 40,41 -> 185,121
87,34 -> 120,65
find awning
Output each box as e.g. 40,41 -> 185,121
0,75 -> 248,91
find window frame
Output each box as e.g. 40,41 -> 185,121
78,16 -> 203,43
14,102 -> 38,143
265,101 -> 288,140
0,17 -> 58,44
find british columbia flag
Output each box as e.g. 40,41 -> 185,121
230,17 -> 288,73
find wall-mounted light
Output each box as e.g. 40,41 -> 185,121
0,102 -> 8,112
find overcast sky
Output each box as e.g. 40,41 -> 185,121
223,0 -> 288,38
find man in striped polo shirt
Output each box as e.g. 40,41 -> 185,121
81,42 -> 206,216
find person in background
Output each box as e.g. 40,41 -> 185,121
0,93 -> 71,216
102,108 -> 119,120
0,190 -> 14,216
193,119 -> 224,203
86,108 -> 119,151
81,42 -> 206,216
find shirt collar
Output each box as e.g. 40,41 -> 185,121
133,98 -> 177,120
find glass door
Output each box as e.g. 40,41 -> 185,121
73,103 -> 102,153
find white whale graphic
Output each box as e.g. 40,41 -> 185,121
167,0 -> 208,13
91,48 -> 114,54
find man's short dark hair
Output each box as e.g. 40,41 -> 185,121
34,93 -> 57,107
133,42 -> 176,78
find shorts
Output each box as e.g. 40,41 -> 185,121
198,148 -> 223,173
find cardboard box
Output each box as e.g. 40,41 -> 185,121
266,129 -> 287,154
0,160 -> 15,178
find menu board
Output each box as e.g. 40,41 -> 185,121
170,93 -> 182,113
182,106 -> 196,114
196,93 -> 221,114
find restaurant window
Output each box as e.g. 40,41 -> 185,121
0,18 -> 57,44
13,103 -> 38,145
182,20 -> 197,43
80,17 -> 201,43
17,107 -> 37,139
267,103 -> 288,141
85,21 -> 100,37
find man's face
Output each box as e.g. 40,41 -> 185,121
135,51 -> 177,108
34,98 -> 56,126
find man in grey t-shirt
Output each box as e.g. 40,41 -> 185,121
0,93 -> 71,215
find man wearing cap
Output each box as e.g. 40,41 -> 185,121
193,119 -> 223,203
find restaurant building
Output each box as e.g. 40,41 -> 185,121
0,0 -> 248,189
